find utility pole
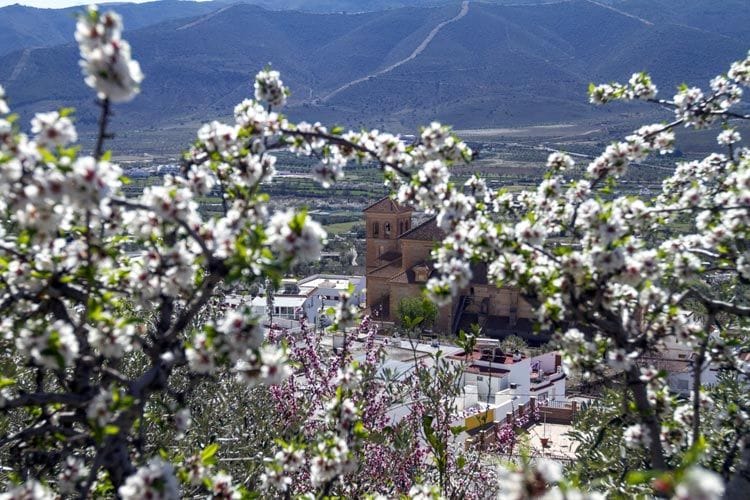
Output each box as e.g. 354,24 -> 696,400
265,277 -> 274,327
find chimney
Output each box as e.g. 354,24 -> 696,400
414,264 -> 430,283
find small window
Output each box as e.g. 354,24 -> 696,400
476,376 -> 484,381
384,222 -> 391,237
372,222 -> 379,237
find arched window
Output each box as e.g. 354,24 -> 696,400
372,222 -> 379,237
384,222 -> 391,237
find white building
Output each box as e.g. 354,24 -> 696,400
249,295 -> 307,330
225,274 -> 365,332
642,338 -> 720,397
297,274 -> 365,328
362,337 -> 566,428
447,340 -> 566,424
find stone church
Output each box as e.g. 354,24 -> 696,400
364,197 -> 546,343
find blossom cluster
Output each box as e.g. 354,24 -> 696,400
75,5 -> 143,102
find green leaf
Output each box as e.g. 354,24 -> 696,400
0,378 -> 15,389
39,148 -> 56,163
200,443 -> 220,463
104,424 -> 120,435
625,470 -> 657,485
353,421 -> 368,438
450,425 -> 465,436
681,435 -> 706,467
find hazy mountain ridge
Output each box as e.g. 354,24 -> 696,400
0,1 -> 222,56
0,0 -> 747,151
3,0 -> 745,56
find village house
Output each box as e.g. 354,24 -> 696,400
225,274 -> 365,332
355,337 -> 567,432
640,337 -> 721,397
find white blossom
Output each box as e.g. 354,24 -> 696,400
673,467 -> 724,500
76,6 -> 142,102
546,152 -> 574,172
217,310 -> 264,358
210,471 -> 240,499
31,111 -> 77,148
174,408 -> 191,435
186,332 -> 216,374
0,84 -> 9,114
0,480 -> 56,500
118,458 -> 180,500
515,219 -> 546,246
717,128 -> 741,146
627,72 -> 657,100
728,51 -> 750,86
254,69 -> 287,107
197,120 -> 238,154
86,388 -> 114,427
266,209 -> 326,262
408,483 -> 441,499
260,467 -> 291,493
17,320 -> 79,370
87,322 -> 133,359
58,456 -> 88,495
623,424 -> 651,449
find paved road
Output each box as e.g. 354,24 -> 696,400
320,0 -> 470,103
176,5 -> 233,31
9,48 -> 32,82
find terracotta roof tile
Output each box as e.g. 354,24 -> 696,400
399,217 -> 446,241
368,261 -> 403,279
388,262 -> 436,284
363,197 -> 412,214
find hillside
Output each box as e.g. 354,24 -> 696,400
0,0 -> 747,154
0,1 -> 221,56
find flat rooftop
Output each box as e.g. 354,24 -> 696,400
465,364 -> 510,376
448,348 -> 527,365
299,277 -> 358,290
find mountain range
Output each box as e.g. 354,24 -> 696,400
0,0 -> 748,154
